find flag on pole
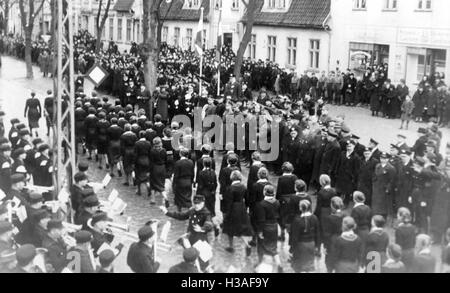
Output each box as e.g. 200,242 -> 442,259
195,8 -> 204,56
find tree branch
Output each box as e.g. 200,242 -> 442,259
32,0 -> 45,22
100,0 -> 111,31
18,0 -> 26,30
96,0 -> 103,30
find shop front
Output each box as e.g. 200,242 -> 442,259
405,47 -> 447,85
348,42 -> 390,77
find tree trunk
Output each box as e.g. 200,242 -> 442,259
25,29 -> 33,78
3,0 -> 10,35
234,0 -> 257,81
143,0 -> 161,93
95,27 -> 103,53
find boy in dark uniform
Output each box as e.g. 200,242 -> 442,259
8,118 -> 20,147
161,194 -> 213,272
0,144 -> 12,193
34,144 -> 53,187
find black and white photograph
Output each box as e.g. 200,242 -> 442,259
0,0 -> 449,278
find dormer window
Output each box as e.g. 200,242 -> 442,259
184,0 -> 201,10
262,0 -> 290,13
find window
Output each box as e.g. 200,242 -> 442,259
232,0 -> 239,9
248,34 -> 256,59
384,0 -> 397,10
186,28 -> 193,49
287,38 -> 297,66
109,18 -> 114,40
184,0 -> 201,9
126,19 -> 132,42
353,0 -> 366,9
417,0 -> 432,10
117,19 -> 122,41
277,0 -> 287,9
162,26 -> 169,43
263,0 -> 288,11
174,27 -> 180,47
268,0 -> 276,9
309,40 -> 320,69
83,15 -> 89,30
268,36 -> 277,62
215,0 -> 222,9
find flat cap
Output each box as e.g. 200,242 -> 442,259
29,192 -> 43,204
10,173 -> 26,184
10,118 -> 20,124
327,131 -> 338,138
33,209 -> 50,222
138,226 -> 154,242
0,221 -> 13,234
99,249 -> 115,267
91,212 -> 112,226
414,157 -> 426,167
0,144 -> 11,152
74,230 -> 93,244
74,172 -> 88,183
16,244 -> 36,266
380,152 -> 389,159
32,138 -> 44,146
18,129 -> 30,136
83,195 -> 100,208
11,148 -> 25,159
47,220 -> 63,231
193,195 -> 205,203
370,138 -> 379,145
183,247 -> 199,263
16,123 -> 26,130
0,138 -> 9,145
38,144 -> 50,152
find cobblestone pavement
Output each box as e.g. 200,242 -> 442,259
0,56 -> 448,273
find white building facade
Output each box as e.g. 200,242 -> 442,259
329,0 -> 450,87
243,0 -> 331,74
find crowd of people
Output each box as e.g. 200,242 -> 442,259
0,30 -> 450,274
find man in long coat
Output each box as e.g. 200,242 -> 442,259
371,153 -> 396,219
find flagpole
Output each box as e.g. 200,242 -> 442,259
199,7 -> 204,97
217,9 -> 222,97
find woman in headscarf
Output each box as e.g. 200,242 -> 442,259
149,137 -> 167,205
222,170 -> 253,255
289,200 -> 320,273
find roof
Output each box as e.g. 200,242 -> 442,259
113,0 -> 135,13
160,0 -> 210,22
242,0 -> 330,29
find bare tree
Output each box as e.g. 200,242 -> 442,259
233,0 -> 258,80
142,0 -> 175,93
0,0 -> 17,35
18,0 -> 45,78
95,0 -> 112,54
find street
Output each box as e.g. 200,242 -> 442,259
0,56 -> 448,273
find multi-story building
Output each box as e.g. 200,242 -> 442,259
76,0 -> 143,52
242,0 -> 331,73
5,0 -> 52,39
330,0 -> 450,87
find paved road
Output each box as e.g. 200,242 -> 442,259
0,56 -> 448,273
